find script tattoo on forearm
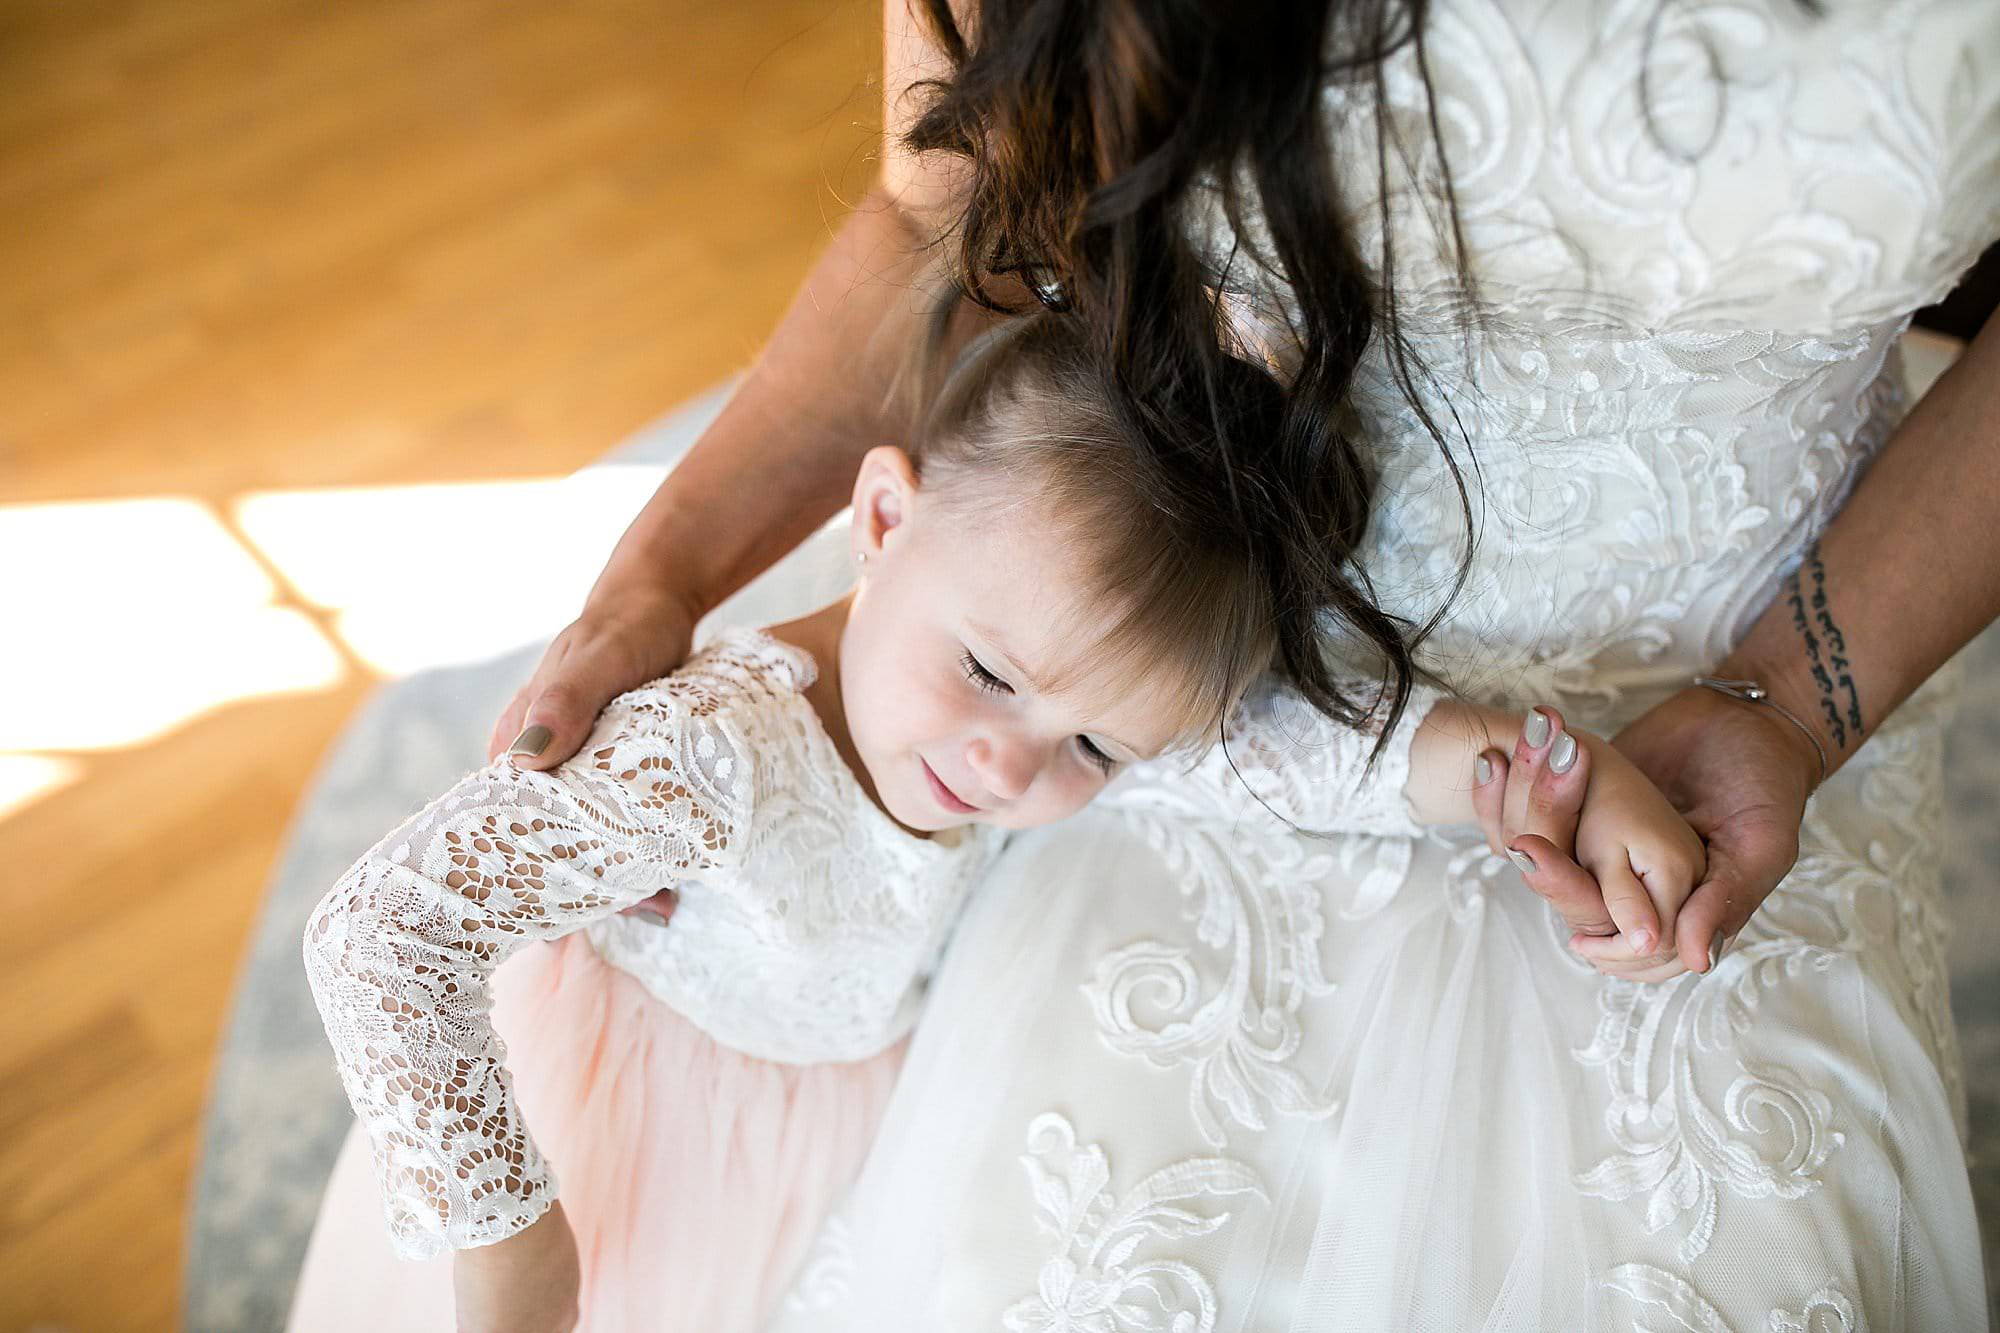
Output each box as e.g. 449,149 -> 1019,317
1782,541 -> 1864,751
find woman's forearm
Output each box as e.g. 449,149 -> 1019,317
587,188 -> 942,619
588,183 -> 1024,621
490,1 -> 990,768
1717,316 -> 2000,781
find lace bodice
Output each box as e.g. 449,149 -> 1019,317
302,629 -> 1001,1259
1203,0 -> 2000,728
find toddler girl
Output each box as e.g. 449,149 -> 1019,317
289,313 -> 1700,1331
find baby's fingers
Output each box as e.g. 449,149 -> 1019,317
1590,855 -> 1661,958
1567,932 -> 1689,983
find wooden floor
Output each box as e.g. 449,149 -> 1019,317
0,3 -> 880,1328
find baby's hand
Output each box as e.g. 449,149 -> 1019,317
1473,707 -> 1706,982
1569,735 -> 1707,976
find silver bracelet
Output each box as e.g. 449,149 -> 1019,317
1692,676 -> 1829,783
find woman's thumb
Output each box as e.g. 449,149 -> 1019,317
504,681 -> 596,771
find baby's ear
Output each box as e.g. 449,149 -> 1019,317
851,445 -> 921,557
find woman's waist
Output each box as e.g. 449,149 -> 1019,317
1413,635 -> 1959,756
1386,585 -> 1766,717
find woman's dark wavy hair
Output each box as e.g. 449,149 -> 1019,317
902,0 -> 1477,751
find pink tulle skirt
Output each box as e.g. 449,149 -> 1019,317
287,932 -> 907,1332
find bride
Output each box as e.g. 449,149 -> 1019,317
493,0 -> 2000,1325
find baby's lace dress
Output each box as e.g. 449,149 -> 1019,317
302,628 -> 1003,1260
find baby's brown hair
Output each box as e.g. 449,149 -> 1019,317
906,310 -> 1327,754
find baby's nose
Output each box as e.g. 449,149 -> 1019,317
967,735 -> 1037,802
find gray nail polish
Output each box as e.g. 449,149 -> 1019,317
1475,755 -> 1494,785
508,724 -> 553,758
1507,847 -> 1535,874
1523,709 -> 1551,748
1549,732 -> 1577,774
1707,933 -> 1729,973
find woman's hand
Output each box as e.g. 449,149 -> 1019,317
488,581 -> 703,770
1472,706 -> 1698,980
1475,690 -> 1819,979
452,1200 -> 581,1333
488,585 -> 699,929
1606,684 -> 1820,973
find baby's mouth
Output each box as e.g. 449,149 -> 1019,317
920,758 -> 981,814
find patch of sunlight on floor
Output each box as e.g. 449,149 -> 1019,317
233,464 -> 665,676
2,468 -> 669,772
0,754 -> 83,820
1,497 -> 347,752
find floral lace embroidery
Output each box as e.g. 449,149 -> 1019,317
1570,676 -> 1957,1266
1210,0 -> 2000,343
1083,814 -> 1415,1149
1603,1263 -> 1860,1333
1766,1287 -> 1863,1333
1004,1113 -> 1267,1333
1573,955 -> 1846,1266
303,647 -> 769,1257
1086,681 -> 1436,1147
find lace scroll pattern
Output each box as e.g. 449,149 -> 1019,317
1604,1263 -> 1859,1333
1003,1113 -> 1267,1333
1089,678 -> 1438,1146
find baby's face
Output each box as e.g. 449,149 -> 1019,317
839,448 -> 1183,834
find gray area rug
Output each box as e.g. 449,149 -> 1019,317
183,378 -> 2000,1330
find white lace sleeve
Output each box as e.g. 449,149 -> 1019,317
1101,676 -> 1445,838
301,678 -> 756,1260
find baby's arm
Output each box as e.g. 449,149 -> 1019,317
301,687 -> 751,1262
1099,676 -> 1450,837
1409,700 -> 1706,957
1107,678 -> 1531,838
1401,698 -> 1545,826
1105,682 -> 1700,956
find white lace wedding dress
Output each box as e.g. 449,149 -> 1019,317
753,1 -> 2000,1327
